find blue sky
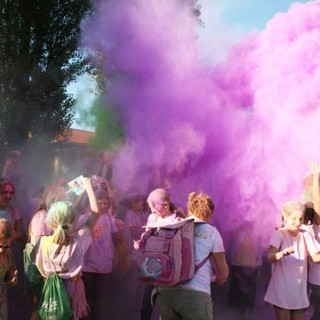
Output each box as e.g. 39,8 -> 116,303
198,0 -> 309,63
71,0 -> 310,130
200,0 -> 309,31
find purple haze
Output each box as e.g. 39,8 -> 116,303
81,0 -> 320,240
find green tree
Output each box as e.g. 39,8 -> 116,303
0,0 -> 92,151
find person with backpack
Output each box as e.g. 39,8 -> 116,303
140,188 -> 183,320
26,183 -> 68,320
33,176 -> 100,320
146,188 -> 184,226
156,192 -> 229,320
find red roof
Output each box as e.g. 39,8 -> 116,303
67,129 -> 95,144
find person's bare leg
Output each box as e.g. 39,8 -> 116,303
30,295 -> 39,320
291,310 -> 306,320
274,306 -> 291,320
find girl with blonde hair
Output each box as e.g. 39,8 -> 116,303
140,188 -> 182,320
34,177 -> 100,320
264,200 -> 320,320
146,188 -> 184,225
26,183 -> 67,320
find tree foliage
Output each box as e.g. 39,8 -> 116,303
0,0 -> 92,150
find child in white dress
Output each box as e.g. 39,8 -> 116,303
264,201 -> 320,320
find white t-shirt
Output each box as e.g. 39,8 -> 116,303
264,228 -> 318,309
35,226 -> 92,279
78,213 -> 119,273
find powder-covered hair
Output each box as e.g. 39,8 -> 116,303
147,188 -> 170,204
187,192 -> 215,222
36,184 -> 67,212
280,201 -> 304,225
0,219 -> 14,256
0,218 -> 14,240
94,189 -> 109,199
146,188 -> 179,213
46,201 -> 74,246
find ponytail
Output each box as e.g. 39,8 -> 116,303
46,202 -> 74,246
52,224 -> 70,246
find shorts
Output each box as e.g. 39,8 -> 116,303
158,289 -> 213,320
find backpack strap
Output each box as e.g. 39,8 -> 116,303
136,228 -> 154,251
194,221 -> 218,273
195,254 -> 210,272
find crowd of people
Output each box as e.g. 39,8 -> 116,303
0,149 -> 320,320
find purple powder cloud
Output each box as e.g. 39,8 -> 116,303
82,0 -> 320,241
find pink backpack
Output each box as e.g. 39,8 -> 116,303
136,218 -> 210,286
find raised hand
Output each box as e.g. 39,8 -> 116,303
309,160 -> 320,176
81,176 -> 93,191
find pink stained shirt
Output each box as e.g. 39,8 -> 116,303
35,226 -> 92,279
29,209 -> 51,246
78,213 -> 119,273
264,228 -> 319,309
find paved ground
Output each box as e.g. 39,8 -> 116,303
211,278 -> 274,320
7,261 -> 315,320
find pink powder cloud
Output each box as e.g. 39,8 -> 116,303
82,0 -> 320,240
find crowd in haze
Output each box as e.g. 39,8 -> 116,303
0,149 -> 320,320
